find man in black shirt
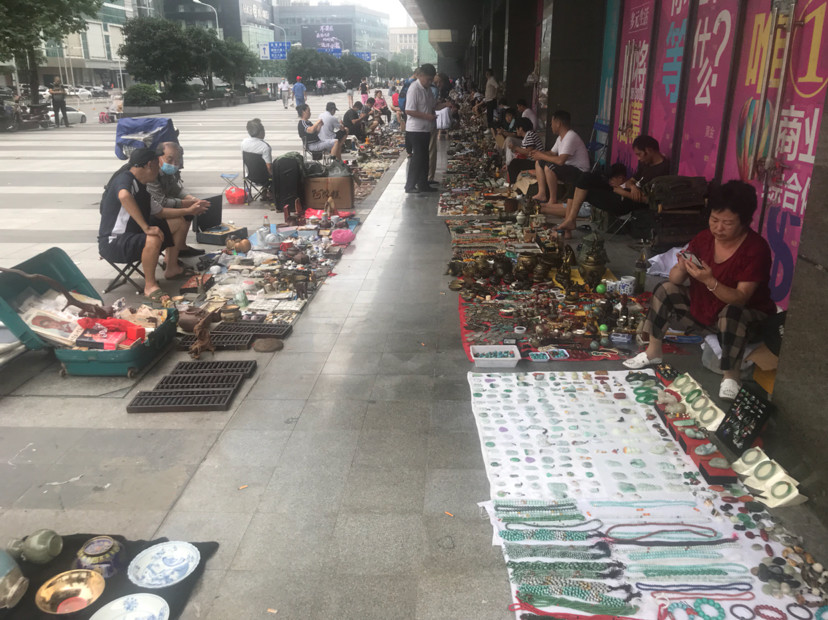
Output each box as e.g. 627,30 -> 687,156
342,101 -> 367,142
553,135 -> 670,236
98,147 -> 207,302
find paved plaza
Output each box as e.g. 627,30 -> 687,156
0,94 -> 514,619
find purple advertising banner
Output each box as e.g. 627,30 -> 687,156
647,0 -> 691,157
611,0 -> 656,171
677,0 -> 740,179
722,0 -> 828,308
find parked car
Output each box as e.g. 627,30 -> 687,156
48,105 -> 87,125
69,87 -> 92,100
90,87 -> 108,98
0,86 -> 15,100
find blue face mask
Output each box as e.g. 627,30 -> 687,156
160,162 -> 178,175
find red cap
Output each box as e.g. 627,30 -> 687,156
296,75 -> 302,80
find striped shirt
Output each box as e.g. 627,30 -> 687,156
522,130 -> 543,151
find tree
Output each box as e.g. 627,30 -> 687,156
213,38 -> 260,90
339,54 -> 370,86
0,0 -> 103,103
119,17 -> 196,86
287,47 -> 340,83
260,59 -> 288,80
187,26 -> 222,92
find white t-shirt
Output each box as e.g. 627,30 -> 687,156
405,79 -> 435,132
241,136 -> 272,165
278,81 -> 290,92
318,111 -> 340,141
551,129 -> 590,171
484,76 -> 498,101
521,107 -> 538,131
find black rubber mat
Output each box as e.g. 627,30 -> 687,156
155,372 -> 246,391
212,322 -> 292,338
171,360 -> 258,378
176,333 -> 254,351
127,388 -> 237,413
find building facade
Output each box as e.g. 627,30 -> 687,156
389,27 -> 417,55
272,3 -> 390,59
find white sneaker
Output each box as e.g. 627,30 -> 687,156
719,378 -> 740,400
622,352 -> 663,369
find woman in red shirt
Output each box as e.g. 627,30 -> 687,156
624,181 -> 776,400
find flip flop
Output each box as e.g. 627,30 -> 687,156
179,246 -> 206,257
144,288 -> 171,304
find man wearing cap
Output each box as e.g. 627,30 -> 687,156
293,76 -> 307,107
97,148 -> 208,302
49,78 -> 70,128
318,102 -> 348,158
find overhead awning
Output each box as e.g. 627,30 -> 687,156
399,0 -> 480,60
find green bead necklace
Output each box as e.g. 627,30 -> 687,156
626,562 -> 749,578
516,586 -> 639,616
504,540 -> 611,560
507,560 -> 625,580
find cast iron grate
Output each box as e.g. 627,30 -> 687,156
127,388 -> 237,413
171,360 -> 258,378
155,372 -> 245,391
176,333 -> 254,351
212,322 -> 292,338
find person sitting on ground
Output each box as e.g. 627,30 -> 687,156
98,148 -> 208,303
297,103 -> 345,159
497,108 -> 519,138
363,97 -> 382,131
389,86 -> 402,126
623,181 -> 776,401
343,101 -> 367,142
531,110 -> 591,209
146,142 -> 210,270
373,90 -> 392,124
506,118 -> 544,184
549,134 -> 670,236
516,99 -> 537,132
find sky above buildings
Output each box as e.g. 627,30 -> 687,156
305,0 -> 415,27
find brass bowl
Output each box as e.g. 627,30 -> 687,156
34,570 -> 105,615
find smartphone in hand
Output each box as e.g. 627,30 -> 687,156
678,249 -> 702,268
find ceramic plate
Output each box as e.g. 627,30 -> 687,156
127,541 -> 200,589
90,593 -> 170,620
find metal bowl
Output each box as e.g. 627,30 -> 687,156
34,570 -> 105,615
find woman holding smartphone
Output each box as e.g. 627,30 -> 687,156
623,181 -> 776,400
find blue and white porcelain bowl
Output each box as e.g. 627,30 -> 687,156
126,542 -> 200,589
90,593 -> 169,620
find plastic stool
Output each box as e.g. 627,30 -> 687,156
221,173 -> 240,190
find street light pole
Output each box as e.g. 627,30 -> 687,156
192,0 -> 220,36
268,22 -> 287,44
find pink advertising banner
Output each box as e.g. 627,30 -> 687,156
677,0 -> 741,179
722,0 -> 828,308
611,0 -> 656,172
647,0 -> 691,157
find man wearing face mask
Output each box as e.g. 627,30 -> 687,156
146,142 -> 210,273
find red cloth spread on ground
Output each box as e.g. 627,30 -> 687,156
77,317 -> 145,341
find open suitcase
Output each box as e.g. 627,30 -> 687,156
0,248 -> 177,377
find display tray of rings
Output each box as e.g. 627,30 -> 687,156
467,370 -> 826,620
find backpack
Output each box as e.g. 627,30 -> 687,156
398,78 -> 414,110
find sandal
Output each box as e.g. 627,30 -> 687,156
622,352 -> 663,369
145,288 -> 171,304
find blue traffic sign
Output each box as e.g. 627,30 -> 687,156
317,47 -> 342,59
352,52 -> 372,62
259,41 -> 291,60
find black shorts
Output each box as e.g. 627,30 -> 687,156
541,162 -> 586,184
99,220 -> 174,263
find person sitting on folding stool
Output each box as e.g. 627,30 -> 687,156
98,148 -> 208,303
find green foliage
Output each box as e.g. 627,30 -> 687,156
119,17 -> 196,85
186,26 -> 221,91
212,38 -> 261,88
0,0 -> 103,103
287,47 -> 338,81
164,82 -> 198,102
260,59 -> 287,78
124,84 -> 162,106
339,54 -> 370,85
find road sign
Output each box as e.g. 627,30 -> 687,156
352,52 -> 372,62
317,47 -> 342,59
259,41 -> 291,60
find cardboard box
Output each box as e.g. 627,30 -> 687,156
303,176 -> 354,211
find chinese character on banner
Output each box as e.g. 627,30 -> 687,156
662,20 -> 687,103
777,106 -> 805,161
671,0 -> 688,17
629,100 -> 643,138
692,10 -> 732,107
